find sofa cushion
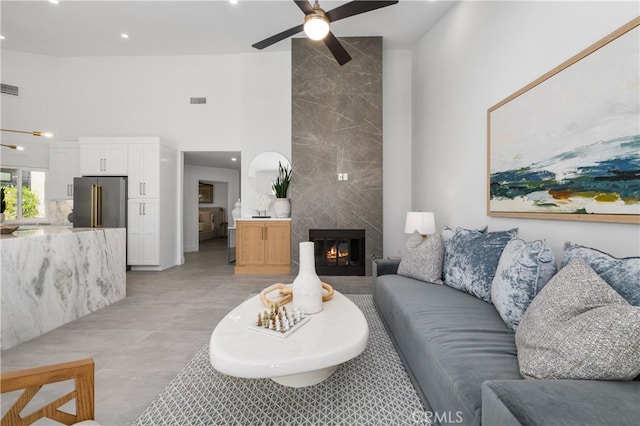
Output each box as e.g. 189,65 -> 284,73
375,274 -> 520,425
491,239 -> 556,331
198,222 -> 212,232
482,380 -> 640,426
199,211 -> 212,223
516,258 -> 640,380
397,231 -> 444,284
443,227 -> 518,303
562,241 -> 640,305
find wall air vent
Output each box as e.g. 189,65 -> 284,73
1,83 -> 19,97
190,97 -> 206,105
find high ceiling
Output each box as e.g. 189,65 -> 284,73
0,0 -> 456,57
2,1 -> 456,170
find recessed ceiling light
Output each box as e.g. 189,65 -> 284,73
0,36 -> 5,40
231,157 -> 237,162
49,0 -> 60,4
121,33 -> 129,39
229,0 -> 238,4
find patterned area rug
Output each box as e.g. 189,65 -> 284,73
133,294 -> 427,425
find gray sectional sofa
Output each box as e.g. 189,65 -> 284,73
373,258 -> 640,425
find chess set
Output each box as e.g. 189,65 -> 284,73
246,304 -> 310,339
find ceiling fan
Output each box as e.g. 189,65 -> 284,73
252,0 -> 399,66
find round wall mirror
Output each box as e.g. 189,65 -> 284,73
248,152 -> 290,195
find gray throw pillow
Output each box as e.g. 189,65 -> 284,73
397,231 -> 444,284
516,258 -> 640,380
562,242 -> 640,306
443,227 -> 518,302
491,239 -> 557,331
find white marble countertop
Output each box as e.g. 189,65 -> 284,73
1,225 -> 126,350
1,226 -> 124,239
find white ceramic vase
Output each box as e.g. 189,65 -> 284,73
292,241 -> 323,314
273,198 -> 291,218
231,199 -> 241,226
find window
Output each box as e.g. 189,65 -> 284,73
0,168 -> 46,221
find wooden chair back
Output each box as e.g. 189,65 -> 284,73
0,359 -> 95,426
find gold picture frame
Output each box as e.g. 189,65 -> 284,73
198,182 -> 214,204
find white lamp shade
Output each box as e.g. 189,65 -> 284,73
304,15 -> 330,40
405,212 -> 436,235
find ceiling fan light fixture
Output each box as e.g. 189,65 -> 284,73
304,11 -> 330,41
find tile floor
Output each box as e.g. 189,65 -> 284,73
1,238 -> 372,425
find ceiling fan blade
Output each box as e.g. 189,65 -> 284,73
326,0 -> 399,23
293,0 -> 315,15
323,32 -> 352,66
252,24 -> 305,50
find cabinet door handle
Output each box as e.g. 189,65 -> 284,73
104,158 -> 107,171
140,182 -> 143,196
143,202 -> 146,216
143,182 -> 146,195
139,203 -> 143,215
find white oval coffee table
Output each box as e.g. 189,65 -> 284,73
209,288 -> 369,387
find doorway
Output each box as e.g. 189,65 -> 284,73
182,151 -> 241,259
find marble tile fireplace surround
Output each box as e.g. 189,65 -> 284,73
291,37 -> 383,275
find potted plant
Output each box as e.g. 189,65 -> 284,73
0,187 -> 5,223
272,161 -> 292,218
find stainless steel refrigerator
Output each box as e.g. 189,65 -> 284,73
73,177 -> 127,228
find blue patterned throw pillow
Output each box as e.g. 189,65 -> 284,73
443,227 -> 518,302
491,239 -> 557,331
562,242 -> 640,306
442,225 -> 487,281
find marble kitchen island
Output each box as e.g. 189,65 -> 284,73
1,226 -> 126,350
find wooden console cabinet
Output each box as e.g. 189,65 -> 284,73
235,220 -> 291,275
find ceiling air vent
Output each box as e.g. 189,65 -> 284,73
190,97 -> 206,105
1,83 -> 19,97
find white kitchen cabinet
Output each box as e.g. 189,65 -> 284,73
128,143 -> 159,198
48,144 -> 79,200
127,199 -> 159,265
79,143 -> 128,175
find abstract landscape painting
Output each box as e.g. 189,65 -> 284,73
488,18 -> 639,223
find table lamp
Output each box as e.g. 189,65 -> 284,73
405,212 -> 436,238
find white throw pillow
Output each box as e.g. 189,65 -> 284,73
397,231 -> 444,284
516,258 -> 640,380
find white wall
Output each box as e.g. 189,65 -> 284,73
183,164 -> 240,252
383,49 -> 413,257
2,46 -> 417,260
412,1 -> 640,259
239,52 -> 292,218
1,52 -> 56,168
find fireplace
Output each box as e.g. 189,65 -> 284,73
309,229 -> 365,276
